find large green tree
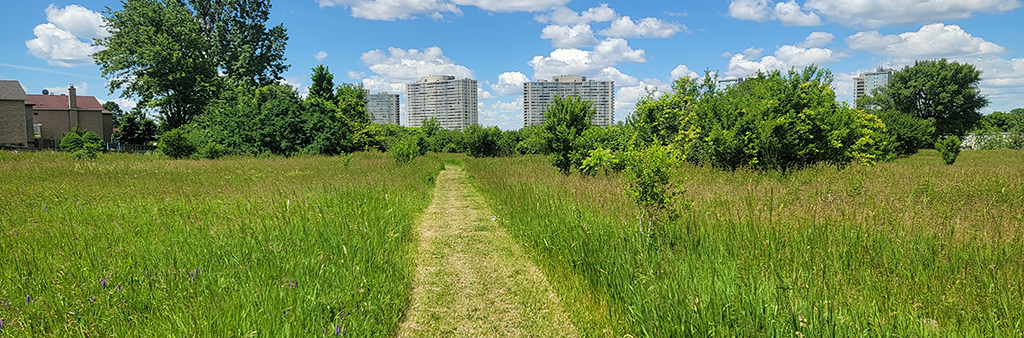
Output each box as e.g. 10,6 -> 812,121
543,95 -> 596,174
309,64 -> 336,102
94,0 -> 288,129
877,59 -> 988,139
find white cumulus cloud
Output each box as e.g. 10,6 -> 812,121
729,0 -> 1021,29
795,31 -> 834,48
540,24 -> 599,48
846,23 -> 1006,59
529,38 -> 646,80
314,51 -> 329,61
319,0 -> 568,20
671,64 -> 699,80
599,16 -> 686,38
489,71 -> 530,96
360,46 -> 474,93
536,4 -> 617,25
25,4 -> 108,67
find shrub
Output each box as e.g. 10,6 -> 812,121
198,141 -> 227,159
544,95 -> 596,174
159,128 -> 197,159
935,135 -> 961,165
74,131 -> 104,159
580,147 -> 619,176
875,110 -> 935,155
390,136 -> 421,164
465,125 -> 502,158
622,143 -> 687,235
60,131 -> 83,151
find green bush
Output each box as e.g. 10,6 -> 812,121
579,147 -> 619,176
390,136 -> 421,164
661,66 -> 894,170
465,124 -> 502,158
622,143 -> 686,235
60,131 -> 83,151
198,141 -> 227,159
159,128 -> 197,159
935,135 -> 962,165
875,110 -> 935,155
544,95 -> 596,174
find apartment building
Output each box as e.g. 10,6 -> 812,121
406,75 -> 478,130
523,76 -> 614,127
367,92 -> 400,125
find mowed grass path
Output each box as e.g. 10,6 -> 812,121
0,151 -> 442,336
398,166 -> 576,337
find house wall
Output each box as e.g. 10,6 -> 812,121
0,100 -> 30,145
33,109 -> 109,142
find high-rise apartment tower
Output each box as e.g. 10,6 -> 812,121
406,75 -> 478,130
367,92 -> 400,125
853,68 -> 894,100
523,76 -> 614,127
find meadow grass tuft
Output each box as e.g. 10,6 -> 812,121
0,151 -> 442,336
465,149 -> 1024,337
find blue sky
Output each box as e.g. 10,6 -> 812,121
1,0 -> 1022,130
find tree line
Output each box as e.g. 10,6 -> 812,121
90,0 -> 1020,167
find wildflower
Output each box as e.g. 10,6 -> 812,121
335,325 -> 341,335
2,300 -> 7,306
26,295 -> 30,305
101,278 -> 107,289
117,284 -> 124,292
1,317 -> 4,329
90,296 -> 96,303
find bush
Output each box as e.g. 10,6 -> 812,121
74,131 -> 104,159
935,136 -> 961,165
60,131 -> 83,151
580,147 -> 619,176
198,141 -> 227,159
622,143 -> 686,235
390,136 -> 421,164
544,95 -> 596,174
465,125 -> 502,158
666,66 -> 894,170
159,128 -> 197,159
875,110 -> 935,155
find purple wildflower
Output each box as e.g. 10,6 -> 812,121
2,299 -> 7,306
335,325 -> 341,335
341,311 -> 345,320
101,278 -> 107,289
90,296 -> 95,303
1,317 -> 5,329
117,284 -> 124,292
26,295 -> 30,305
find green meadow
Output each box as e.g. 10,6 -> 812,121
1,149 -> 1022,337
0,152 -> 442,336
464,150 -> 1024,337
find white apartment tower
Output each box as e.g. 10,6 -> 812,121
523,76 -> 614,127
406,75 -> 478,130
367,92 -> 400,125
853,68 -> 894,100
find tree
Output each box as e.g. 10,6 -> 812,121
94,0 -> 289,129
309,65 -> 336,102
336,83 -> 369,125
465,125 -> 502,158
544,95 -> 596,174
668,66 -> 894,170
879,59 -> 988,139
188,0 -> 289,86
114,109 -> 160,144
94,0 -> 220,129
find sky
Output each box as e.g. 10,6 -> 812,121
1,0 -> 1022,130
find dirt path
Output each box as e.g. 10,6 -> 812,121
398,166 -> 577,337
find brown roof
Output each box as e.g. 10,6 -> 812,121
26,94 -> 105,110
0,80 -> 27,101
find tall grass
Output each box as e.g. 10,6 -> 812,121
465,149 -> 1024,337
0,151 -> 442,336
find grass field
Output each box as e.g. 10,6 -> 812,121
0,151 -> 442,336
464,150 -> 1024,337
